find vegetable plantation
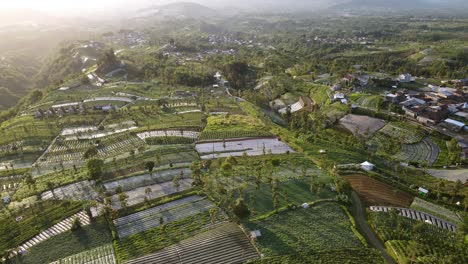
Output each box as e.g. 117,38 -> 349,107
246,202 -> 364,256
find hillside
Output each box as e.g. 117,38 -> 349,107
138,2 -> 215,19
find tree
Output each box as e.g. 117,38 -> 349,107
232,198 -> 250,218
25,173 -> 35,189
87,159 -> 104,180
83,146 -> 98,159
309,174 -> 316,193
118,192 -> 129,208
71,217 -> 81,231
436,181 -> 445,202
172,175 -> 181,191
146,161 -> 155,175
452,180 -> 463,203
209,207 -> 219,224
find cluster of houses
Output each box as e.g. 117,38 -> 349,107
103,30 -> 149,48
385,85 -> 467,131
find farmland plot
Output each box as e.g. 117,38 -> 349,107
344,174 -> 413,207
50,243 -> 116,264
41,180 -> 98,201
125,222 -> 258,264
103,168 -> 191,193
114,196 -> 215,237
109,179 -> 194,210
339,114 -> 386,138
196,138 -> 294,159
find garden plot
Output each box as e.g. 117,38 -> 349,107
103,168 -> 191,193
109,179 -> 193,210
136,130 -> 200,140
428,168 -> 468,182
41,180 -> 98,201
12,211 -> 91,256
83,97 -> 133,103
394,138 -> 438,165
339,114 -> 386,137
196,138 -> 294,159
114,196 -> 215,237
369,206 -> 457,232
49,243 -> 116,264
125,222 -> 258,264
410,197 -> 461,224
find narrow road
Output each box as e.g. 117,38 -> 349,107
350,192 -> 396,264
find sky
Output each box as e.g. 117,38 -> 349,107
0,0 -> 165,14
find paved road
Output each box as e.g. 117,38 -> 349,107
350,192 -> 396,264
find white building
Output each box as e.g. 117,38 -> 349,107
399,74 -> 412,83
360,161 -> 375,171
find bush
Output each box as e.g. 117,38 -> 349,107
232,198 -> 250,218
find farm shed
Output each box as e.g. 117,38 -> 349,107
360,161 -> 375,171
418,187 -> 429,197
250,230 -> 262,239
442,118 -> 466,132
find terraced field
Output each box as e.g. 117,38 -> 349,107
394,138 -> 439,165
114,196 -> 216,237
378,123 -> 425,144
125,223 -> 258,264
37,133 -> 145,166
50,244 -> 117,264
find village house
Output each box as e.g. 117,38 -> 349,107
400,97 -> 426,108
403,106 -> 421,118
441,119 -> 466,132
279,96 -> 317,114
399,73 -> 412,83
416,105 -> 449,125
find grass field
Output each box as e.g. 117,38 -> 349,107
344,174 -> 414,207
246,202 -> 364,256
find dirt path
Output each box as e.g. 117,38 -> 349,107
350,192 -> 396,264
